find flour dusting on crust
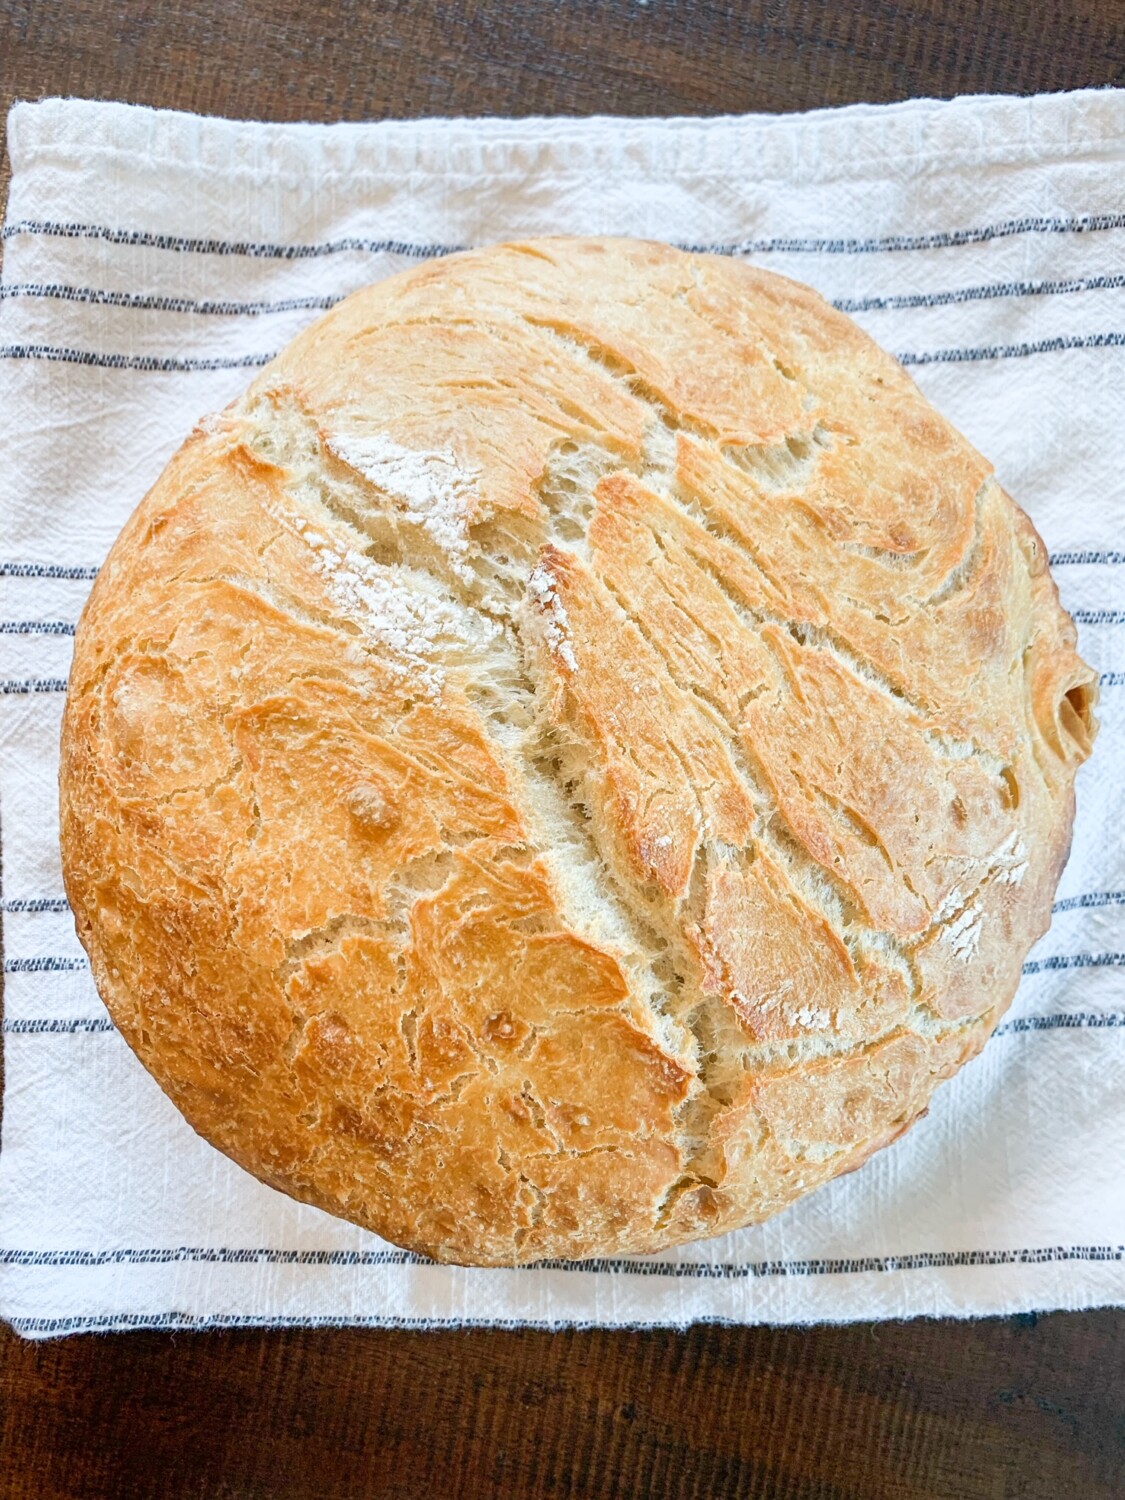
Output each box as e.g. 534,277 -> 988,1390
528,560 -> 579,673
326,431 -> 479,578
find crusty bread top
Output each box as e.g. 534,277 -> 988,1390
60,238 -> 1098,1264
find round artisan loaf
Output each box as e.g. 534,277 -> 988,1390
60,237 -> 1098,1265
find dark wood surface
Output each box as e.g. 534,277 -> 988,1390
3,1313 -> 1125,1499
2,3 -> 1124,1496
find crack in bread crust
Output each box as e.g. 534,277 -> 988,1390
59,237 -> 1098,1264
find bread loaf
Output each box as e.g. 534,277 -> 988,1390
60,237 -> 1098,1264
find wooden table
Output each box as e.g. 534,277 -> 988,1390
2,4 -> 1123,1495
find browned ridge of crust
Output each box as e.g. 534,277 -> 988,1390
59,238 -> 1098,1265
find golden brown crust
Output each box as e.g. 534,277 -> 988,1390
60,237 -> 1098,1264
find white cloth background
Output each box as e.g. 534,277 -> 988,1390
1,92 -> 1123,1339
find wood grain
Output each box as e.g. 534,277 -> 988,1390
3,0 -> 1124,122
2,1312 -> 1124,1498
2,2 -> 1124,1495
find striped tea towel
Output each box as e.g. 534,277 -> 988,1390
1,93 -> 1124,1338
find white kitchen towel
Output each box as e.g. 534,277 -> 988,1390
1,93 -> 1123,1340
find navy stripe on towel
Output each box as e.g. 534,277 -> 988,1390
0,678 -> 69,694
697,213 -> 1125,256
3,1017 -> 112,1033
8,1009 -> 1123,1039
0,562 -> 98,579
6,334 -> 1125,374
1071,609 -> 1125,625
0,620 -> 76,635
3,956 -> 88,973
0,283 -> 343,316
899,332 -> 1125,366
1021,953 -> 1125,975
1046,550 -> 1125,566
0,344 -> 273,372
0,897 -> 71,913
1051,891 -> 1125,914
836,272 -> 1125,313
7,894 -> 1121,918
5,951 -> 1120,978
5,211 -> 1125,261
994,1012 -> 1125,1035
0,220 -> 462,260
4,271 -> 1122,320
0,554 -> 1117,581
1,1241 -> 1121,1280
